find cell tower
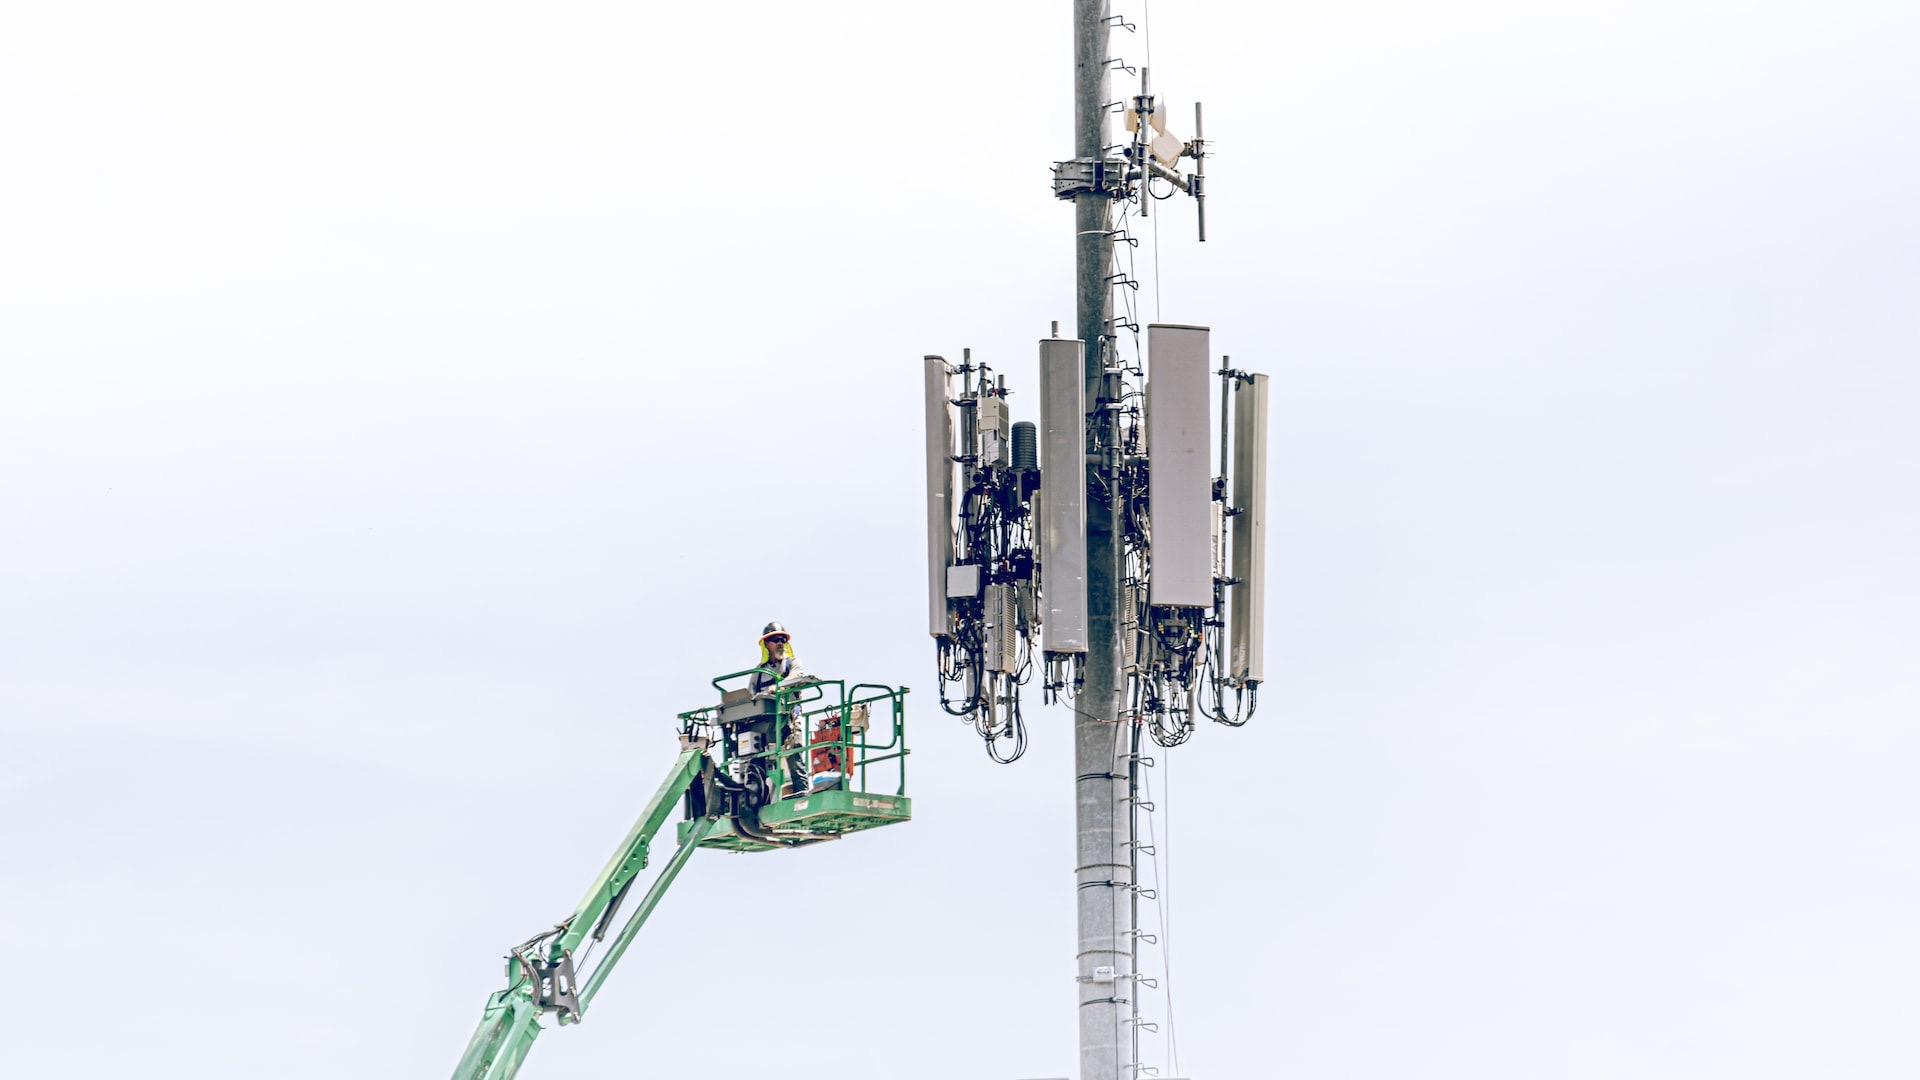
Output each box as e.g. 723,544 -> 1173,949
921,4 -> 1269,1078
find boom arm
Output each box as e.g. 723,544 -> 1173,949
449,747 -> 718,1080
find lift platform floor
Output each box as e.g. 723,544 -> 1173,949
678,789 -> 913,852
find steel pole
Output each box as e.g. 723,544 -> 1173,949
1073,2 -> 1133,1078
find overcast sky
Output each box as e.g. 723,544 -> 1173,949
2,1 -> 1916,1077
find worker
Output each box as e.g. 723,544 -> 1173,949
749,622 -> 810,798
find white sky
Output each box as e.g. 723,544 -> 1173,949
2,1 -> 1916,1077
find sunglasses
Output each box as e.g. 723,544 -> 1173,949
766,635 -> 790,644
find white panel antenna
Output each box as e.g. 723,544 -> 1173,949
1229,373 -> 1269,686
1146,324 -> 1213,607
1038,336 -> 1087,656
923,357 -> 955,638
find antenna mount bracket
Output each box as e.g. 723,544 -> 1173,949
1052,157 -> 1128,200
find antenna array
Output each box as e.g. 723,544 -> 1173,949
924,350 -> 1043,762
924,331 -> 1267,760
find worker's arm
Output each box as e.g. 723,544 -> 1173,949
448,747 -> 718,1080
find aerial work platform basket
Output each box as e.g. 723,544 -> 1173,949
449,671 -> 911,1080
676,671 -> 911,852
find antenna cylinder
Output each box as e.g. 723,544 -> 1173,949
1010,420 -> 1038,472
924,357 -> 955,638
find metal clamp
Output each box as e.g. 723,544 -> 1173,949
1052,157 -> 1128,200
512,950 -> 582,1023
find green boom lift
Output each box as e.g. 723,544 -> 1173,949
449,671 -> 911,1080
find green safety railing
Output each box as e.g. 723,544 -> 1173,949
678,670 -> 909,801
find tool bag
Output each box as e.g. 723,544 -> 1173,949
808,713 -> 845,789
